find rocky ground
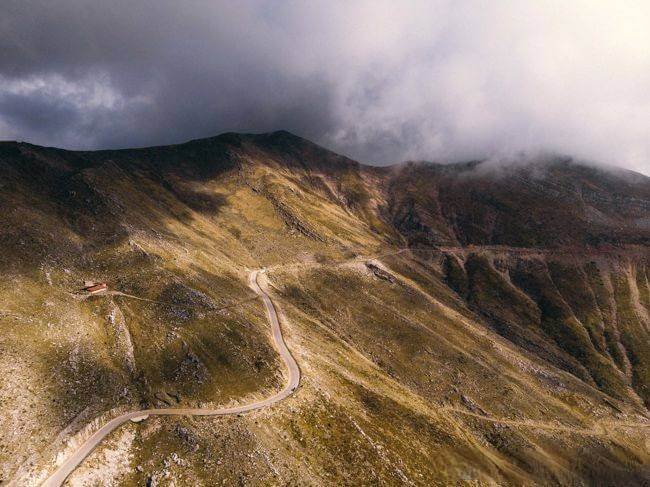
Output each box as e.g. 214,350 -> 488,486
0,132 -> 648,485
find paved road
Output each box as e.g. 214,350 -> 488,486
40,269 -> 300,487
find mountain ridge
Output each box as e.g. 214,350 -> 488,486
1,130 -> 648,486
4,129 -> 648,177
6,130 -> 647,249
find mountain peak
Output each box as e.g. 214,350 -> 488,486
1,128 -> 649,486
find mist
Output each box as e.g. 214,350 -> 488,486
1,1 -> 648,174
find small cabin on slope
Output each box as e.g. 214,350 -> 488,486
83,282 -> 108,295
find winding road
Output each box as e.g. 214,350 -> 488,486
40,269 -> 300,487
30,257 -> 650,485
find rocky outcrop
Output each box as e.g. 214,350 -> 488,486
441,249 -> 649,407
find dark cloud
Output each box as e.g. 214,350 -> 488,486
0,1 -> 648,173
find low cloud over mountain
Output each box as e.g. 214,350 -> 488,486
1,1 -> 649,173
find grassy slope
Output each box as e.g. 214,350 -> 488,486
0,134 -> 648,485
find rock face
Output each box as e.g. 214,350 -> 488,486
383,159 -> 649,248
1,131 -> 648,486
378,158 -> 649,409
442,250 -> 648,407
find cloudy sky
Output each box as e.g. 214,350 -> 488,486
1,1 -> 649,173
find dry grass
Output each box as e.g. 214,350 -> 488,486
1,134 -> 648,485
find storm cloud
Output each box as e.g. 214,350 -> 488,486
1,1 -> 649,173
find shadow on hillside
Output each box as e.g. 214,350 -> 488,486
159,177 -> 228,216
4,334 -> 133,483
0,142 -> 236,277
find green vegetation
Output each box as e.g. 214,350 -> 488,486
1,132 -> 648,486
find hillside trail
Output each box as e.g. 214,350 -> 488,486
12,249 -> 649,486
442,407 -> 649,436
16,269 -> 299,487
266,248 -> 650,435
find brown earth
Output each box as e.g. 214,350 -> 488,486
0,131 -> 648,486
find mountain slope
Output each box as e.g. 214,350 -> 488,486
381,158 -> 649,408
0,132 -> 648,486
384,158 -> 649,247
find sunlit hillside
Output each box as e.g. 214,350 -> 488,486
1,132 -> 648,486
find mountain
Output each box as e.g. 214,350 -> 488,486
1,131 -> 648,486
386,158 -> 649,247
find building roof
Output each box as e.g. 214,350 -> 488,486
85,283 -> 107,293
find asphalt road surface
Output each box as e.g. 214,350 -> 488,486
40,269 -> 300,487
